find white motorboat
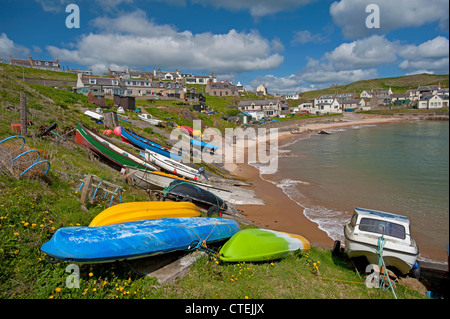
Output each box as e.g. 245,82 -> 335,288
138,113 -> 164,126
343,207 -> 419,275
143,149 -> 200,181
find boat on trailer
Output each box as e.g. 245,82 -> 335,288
342,207 -> 419,275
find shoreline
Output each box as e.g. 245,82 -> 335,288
224,115 -> 422,249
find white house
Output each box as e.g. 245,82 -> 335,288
315,99 -> 342,115
256,83 -> 268,95
418,94 -> 449,109
238,99 -> 281,119
286,93 -> 300,100
360,90 -> 372,99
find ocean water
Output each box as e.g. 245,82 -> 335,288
256,121 -> 449,264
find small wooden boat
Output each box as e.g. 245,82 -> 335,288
124,166 -> 232,201
89,201 -> 200,227
219,228 -> 310,262
41,217 -> 240,263
138,113 -> 164,126
143,149 -> 200,180
120,126 -> 182,160
343,208 -> 419,275
76,123 -> 157,171
163,179 -> 228,216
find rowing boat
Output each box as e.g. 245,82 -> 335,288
76,123 -> 157,171
120,126 -> 182,160
124,166 -> 233,201
41,217 -> 240,263
143,149 -> 200,180
219,228 -> 311,262
89,201 -> 200,227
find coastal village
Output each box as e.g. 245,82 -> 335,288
0,54 -> 448,302
8,55 -> 450,126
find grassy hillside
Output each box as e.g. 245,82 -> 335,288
300,73 -> 449,101
1,63 -> 78,82
0,64 -> 430,300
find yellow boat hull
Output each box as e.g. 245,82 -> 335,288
89,201 -> 201,227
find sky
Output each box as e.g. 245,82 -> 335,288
0,0 -> 448,94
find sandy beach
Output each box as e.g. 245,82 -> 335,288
224,114 -> 411,248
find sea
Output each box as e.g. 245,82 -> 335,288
252,120 -> 449,264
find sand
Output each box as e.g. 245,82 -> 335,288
223,114 -> 411,248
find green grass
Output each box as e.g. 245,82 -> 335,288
0,66 -> 429,300
1,63 -> 78,82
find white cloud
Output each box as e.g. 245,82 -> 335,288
324,35 -> 399,70
191,0 -> 314,18
398,36 -> 449,74
248,35 -> 449,94
46,11 -> 284,74
0,33 -> 30,60
330,0 -> 449,38
291,30 -> 328,45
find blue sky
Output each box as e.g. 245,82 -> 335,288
0,0 -> 448,94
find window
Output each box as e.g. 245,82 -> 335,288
112,80 -> 118,85
89,79 -> 97,84
358,218 -> 406,239
35,61 -> 41,65
45,62 -> 49,66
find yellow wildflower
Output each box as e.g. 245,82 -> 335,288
55,288 -> 62,293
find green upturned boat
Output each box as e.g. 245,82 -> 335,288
76,123 -> 157,171
219,228 -> 310,262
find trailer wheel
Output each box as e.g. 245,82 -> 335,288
332,240 -> 341,257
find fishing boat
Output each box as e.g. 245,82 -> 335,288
41,217 -> 240,263
342,207 -> 419,275
163,179 -> 228,216
219,228 -> 310,262
138,113 -> 164,126
124,166 -> 233,201
76,123 -> 157,171
120,126 -> 182,161
89,201 -> 200,227
143,149 -> 200,180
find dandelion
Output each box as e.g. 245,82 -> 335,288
14,232 -> 19,236
40,224 -> 44,228
24,222 -> 29,227
55,288 -> 62,293
245,296 -> 249,299
89,272 -> 94,277
14,250 -> 19,254
32,223 -> 36,227
92,288 -> 97,292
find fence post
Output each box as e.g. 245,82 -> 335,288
20,93 -> 27,135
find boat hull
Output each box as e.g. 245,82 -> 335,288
144,149 -> 199,180
76,123 -> 156,171
219,228 -> 310,262
164,179 -> 228,211
89,201 -> 200,227
41,217 -> 240,263
120,126 -> 182,160
344,226 -> 419,274
125,166 -> 232,201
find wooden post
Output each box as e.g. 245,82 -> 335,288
104,112 -> 118,129
79,174 -> 93,205
20,93 -> 27,136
